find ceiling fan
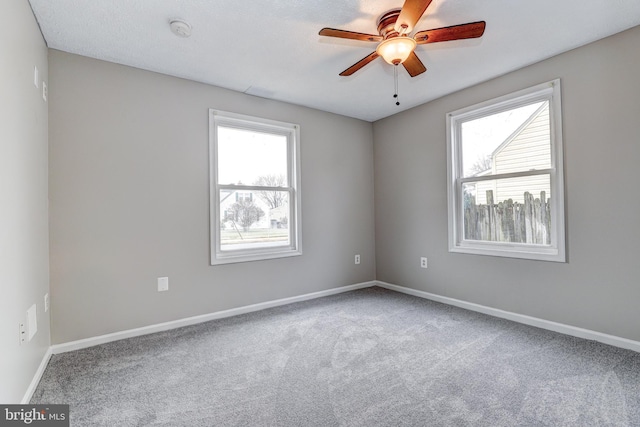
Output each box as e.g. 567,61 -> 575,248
319,0 -> 486,77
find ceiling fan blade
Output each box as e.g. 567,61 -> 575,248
395,0 -> 433,34
402,52 -> 427,77
414,21 -> 486,44
319,28 -> 383,42
339,52 -> 380,76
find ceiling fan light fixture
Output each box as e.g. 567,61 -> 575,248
376,37 -> 417,65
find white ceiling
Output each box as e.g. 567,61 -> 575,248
29,0 -> 640,122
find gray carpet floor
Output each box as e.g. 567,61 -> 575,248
32,287 -> 640,426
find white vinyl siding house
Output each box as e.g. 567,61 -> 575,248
474,102 -> 551,204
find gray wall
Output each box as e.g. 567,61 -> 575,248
48,50 -> 375,344
374,25 -> 640,341
0,1 -> 50,402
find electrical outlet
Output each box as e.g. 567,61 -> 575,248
157,277 -> 169,292
34,66 -> 39,88
355,254 -> 361,265
420,257 -> 428,269
44,293 -> 50,312
42,81 -> 47,102
19,322 -> 26,345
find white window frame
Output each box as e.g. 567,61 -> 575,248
446,79 -> 565,262
209,110 -> 302,265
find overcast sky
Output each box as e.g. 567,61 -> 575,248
217,127 -> 288,185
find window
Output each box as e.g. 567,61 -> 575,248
446,80 -> 565,262
209,110 -> 301,264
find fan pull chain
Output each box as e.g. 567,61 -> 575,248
393,65 -> 400,106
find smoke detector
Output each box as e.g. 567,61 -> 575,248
170,19 -> 192,38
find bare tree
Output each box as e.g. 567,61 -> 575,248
254,174 -> 286,209
226,199 -> 264,231
469,154 -> 492,175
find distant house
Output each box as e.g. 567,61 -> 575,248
474,102 -> 551,204
220,190 -> 285,230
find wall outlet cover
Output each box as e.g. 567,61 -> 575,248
19,323 -> 26,345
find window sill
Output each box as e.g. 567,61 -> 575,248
450,241 -> 565,263
211,248 -> 302,265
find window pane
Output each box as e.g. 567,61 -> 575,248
220,190 -> 290,251
463,175 -> 551,244
461,101 -> 550,178
217,126 -> 288,186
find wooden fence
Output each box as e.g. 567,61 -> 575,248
464,190 -> 550,244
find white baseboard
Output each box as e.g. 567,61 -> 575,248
51,281 -> 377,354
376,281 -> 640,353
21,347 -> 52,404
